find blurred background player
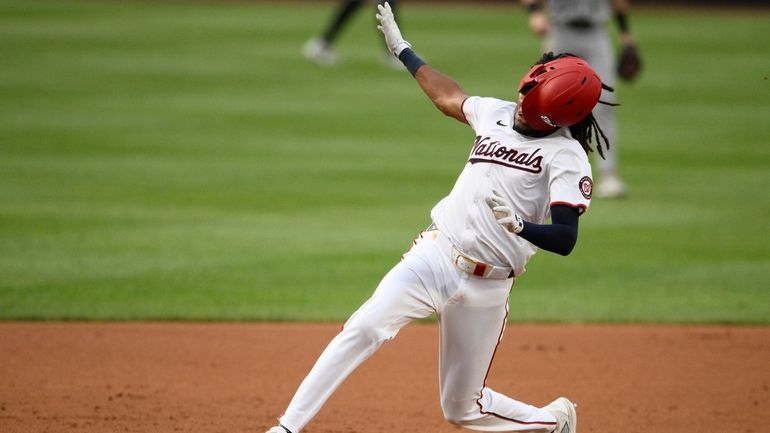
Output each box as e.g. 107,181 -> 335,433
302,0 -> 402,69
522,0 -> 641,198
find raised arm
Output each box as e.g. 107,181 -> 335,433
376,3 -> 468,123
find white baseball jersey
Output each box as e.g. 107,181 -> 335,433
431,96 -> 593,276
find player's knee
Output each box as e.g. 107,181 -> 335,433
444,414 -> 464,426
444,413 -> 473,427
441,401 -> 476,426
342,319 -> 390,346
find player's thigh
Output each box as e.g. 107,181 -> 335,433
344,254 -> 437,339
437,276 -> 512,398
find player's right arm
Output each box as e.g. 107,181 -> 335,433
411,65 -> 468,124
376,2 -> 468,124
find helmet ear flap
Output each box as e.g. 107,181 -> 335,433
519,84 -> 555,131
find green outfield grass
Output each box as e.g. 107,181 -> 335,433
1,1 -> 768,322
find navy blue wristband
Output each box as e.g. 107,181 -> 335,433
398,48 -> 426,77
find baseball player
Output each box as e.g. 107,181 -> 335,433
302,0 -> 402,69
266,3 -> 618,433
522,0 -> 641,198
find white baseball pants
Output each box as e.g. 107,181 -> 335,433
278,228 -> 557,433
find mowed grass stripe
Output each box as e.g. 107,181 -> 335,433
0,1 -> 768,322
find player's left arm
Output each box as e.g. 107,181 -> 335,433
612,0 -> 642,81
517,205 -> 579,256
612,0 -> 635,45
376,2 -> 468,123
487,191 -> 580,256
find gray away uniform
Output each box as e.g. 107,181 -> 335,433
544,0 -> 618,174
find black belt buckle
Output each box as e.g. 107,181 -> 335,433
566,18 -> 593,29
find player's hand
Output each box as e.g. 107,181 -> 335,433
486,189 -> 524,234
376,2 -> 411,57
528,11 -> 550,37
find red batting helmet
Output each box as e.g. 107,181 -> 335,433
517,55 -> 603,131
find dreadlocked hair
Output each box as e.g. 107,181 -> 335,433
533,52 -> 620,159
569,108 -> 614,159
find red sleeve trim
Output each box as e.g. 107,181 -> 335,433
460,96 -> 471,125
550,201 -> 588,214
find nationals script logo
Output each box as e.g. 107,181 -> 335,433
469,135 -> 543,174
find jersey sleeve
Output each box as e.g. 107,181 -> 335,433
548,146 -> 593,214
461,96 -> 481,129
462,96 -> 500,130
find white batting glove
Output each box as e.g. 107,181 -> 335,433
376,2 -> 411,57
486,189 -> 524,234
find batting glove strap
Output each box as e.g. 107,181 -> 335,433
486,189 -> 525,235
499,213 -> 525,234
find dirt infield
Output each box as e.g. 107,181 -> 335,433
1,323 -> 769,433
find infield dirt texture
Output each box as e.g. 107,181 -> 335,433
2,322 -> 769,433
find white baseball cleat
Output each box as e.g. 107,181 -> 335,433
302,38 -> 338,67
596,173 -> 627,199
542,397 -> 577,433
265,426 -> 291,433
